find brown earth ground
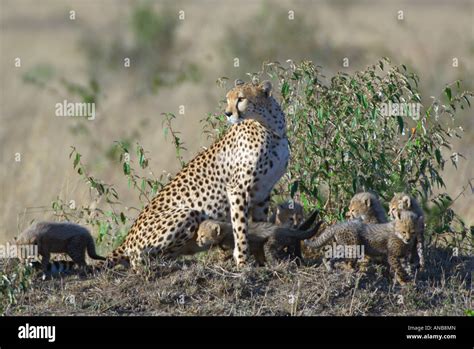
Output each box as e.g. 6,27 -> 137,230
1,246 -> 472,316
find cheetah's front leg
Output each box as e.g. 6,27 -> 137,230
250,195 -> 271,222
227,188 -> 250,268
388,252 -> 410,285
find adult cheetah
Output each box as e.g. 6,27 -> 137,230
105,80 -> 289,269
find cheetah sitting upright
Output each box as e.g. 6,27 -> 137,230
105,80 -> 289,269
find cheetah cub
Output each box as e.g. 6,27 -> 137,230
196,210 -> 321,265
15,222 -> 105,273
270,201 -> 304,228
346,192 -> 388,224
389,192 -> 425,270
305,211 -> 423,285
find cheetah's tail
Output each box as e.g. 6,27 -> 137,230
277,219 -> 323,240
297,220 -> 324,240
303,224 -> 339,249
297,210 -> 320,231
86,235 -> 106,261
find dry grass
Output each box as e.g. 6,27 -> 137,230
2,247 -> 471,316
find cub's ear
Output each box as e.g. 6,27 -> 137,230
364,197 -> 372,207
260,80 -> 272,97
234,79 -> 245,87
394,210 -> 402,220
402,195 -> 411,209
214,224 -> 222,237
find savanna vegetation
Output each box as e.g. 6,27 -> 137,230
1,1 -> 472,316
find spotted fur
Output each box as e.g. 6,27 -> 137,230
388,192 -> 425,270
346,192 -> 388,224
105,80 -> 289,269
196,210 -> 321,265
305,211 -> 422,285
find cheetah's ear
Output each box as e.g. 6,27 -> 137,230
401,195 -> 411,209
394,210 -> 402,220
364,197 -> 371,207
260,80 -> 272,97
234,79 -> 245,87
214,224 -> 222,237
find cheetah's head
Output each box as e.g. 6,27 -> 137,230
224,80 -> 286,134
347,192 -> 377,220
347,193 -> 371,220
196,221 -> 224,248
388,192 -> 411,219
274,201 -> 304,228
393,210 -> 422,244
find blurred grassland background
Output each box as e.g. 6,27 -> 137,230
0,0 -> 473,242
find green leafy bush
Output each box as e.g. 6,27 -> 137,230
208,60 -> 472,251
0,262 -> 34,314
274,60 -> 472,250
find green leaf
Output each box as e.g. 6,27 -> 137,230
123,162 -> 130,175
445,87 -> 452,101
397,116 -> 404,134
435,149 -> 442,165
290,181 -> 299,198
73,153 -> 81,169
281,81 -> 290,99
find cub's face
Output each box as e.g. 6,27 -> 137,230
388,193 -> 410,219
275,202 -> 304,228
196,221 -> 223,247
393,211 -> 421,244
224,80 -> 273,125
347,197 -> 371,221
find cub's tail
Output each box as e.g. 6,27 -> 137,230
297,210 -> 319,231
86,235 -> 106,261
304,223 -> 340,249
